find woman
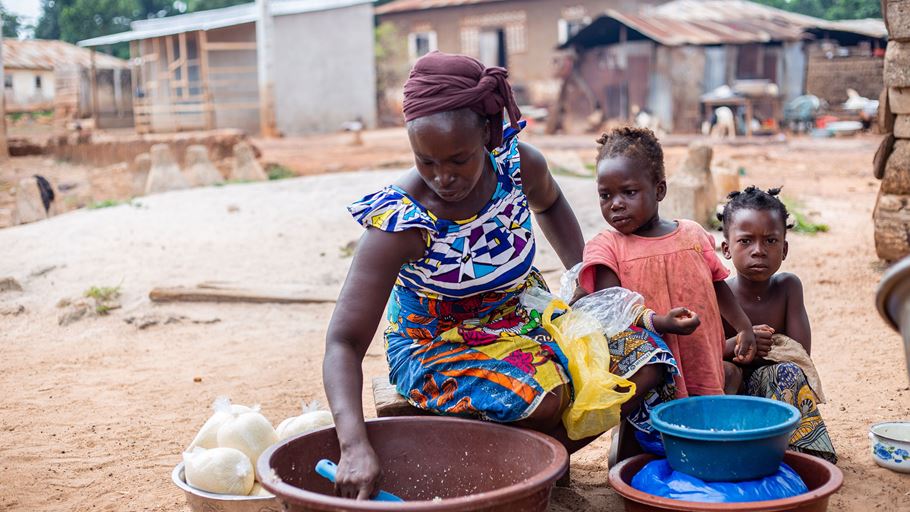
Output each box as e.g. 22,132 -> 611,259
323,51 -> 675,499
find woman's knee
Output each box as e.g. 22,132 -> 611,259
514,385 -> 567,432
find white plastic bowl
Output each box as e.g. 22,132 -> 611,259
869,421 -> 910,473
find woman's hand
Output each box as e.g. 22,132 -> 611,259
653,308 -> 701,335
335,441 -> 381,500
753,324 -> 775,358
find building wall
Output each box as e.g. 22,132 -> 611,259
806,54 -> 884,105
207,23 -> 260,134
378,0 -> 665,106
5,69 -> 55,107
272,2 -> 377,134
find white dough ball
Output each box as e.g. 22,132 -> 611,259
276,410 -> 334,440
188,397 -> 253,450
217,411 -> 278,479
248,482 -> 274,497
183,447 -> 254,496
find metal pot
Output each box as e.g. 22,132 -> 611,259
172,462 -> 281,512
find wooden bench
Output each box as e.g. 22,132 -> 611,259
370,375 -> 571,486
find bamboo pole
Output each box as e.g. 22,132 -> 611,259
90,48 -> 99,128
198,30 -> 215,130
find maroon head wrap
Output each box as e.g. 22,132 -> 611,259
403,51 -> 522,151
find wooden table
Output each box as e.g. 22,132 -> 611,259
702,95 -> 782,136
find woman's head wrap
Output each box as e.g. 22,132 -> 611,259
403,51 -> 522,151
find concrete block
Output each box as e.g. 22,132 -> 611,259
897,115 -> 910,138
145,144 -> 189,195
882,141 -> 910,194
891,87 -> 910,114
875,191 -> 910,260
14,177 -> 47,225
230,142 -> 267,182
885,41 -> 910,88
887,0 -> 910,41
185,145 -> 224,187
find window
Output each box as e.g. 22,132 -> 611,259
558,17 -> 590,44
408,31 -> 437,61
3,75 -> 11,89
35,76 -> 42,89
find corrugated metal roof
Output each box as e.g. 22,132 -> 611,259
4,39 -> 127,70
376,0 -> 505,15
79,0 -> 373,47
564,0 -> 885,48
812,18 -> 888,39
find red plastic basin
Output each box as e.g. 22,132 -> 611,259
257,416 -> 568,512
608,452 -> 843,512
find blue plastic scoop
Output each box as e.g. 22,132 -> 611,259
315,459 -> 404,502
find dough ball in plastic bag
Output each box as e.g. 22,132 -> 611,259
183,447 -> 254,495
248,482 -> 274,497
188,397 -> 254,450
276,401 -> 334,440
217,409 -> 278,479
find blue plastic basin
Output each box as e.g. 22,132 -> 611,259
651,396 -> 800,482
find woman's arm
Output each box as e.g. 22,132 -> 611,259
517,141 -> 585,269
781,274 -> 812,355
324,227 -> 424,499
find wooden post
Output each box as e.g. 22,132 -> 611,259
0,25 -> 8,160
198,30 -> 215,130
178,31 -> 189,99
256,0 -> 277,137
90,48 -> 99,128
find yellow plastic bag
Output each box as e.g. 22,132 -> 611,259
541,298 -> 636,441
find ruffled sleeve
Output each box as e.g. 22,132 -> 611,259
347,187 -> 438,234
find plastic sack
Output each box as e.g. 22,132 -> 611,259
539,297 -> 636,440
631,459 -> 809,503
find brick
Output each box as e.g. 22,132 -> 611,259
882,140 -> 910,194
875,134 -> 896,180
897,115 -> 910,138
875,191 -> 910,261
882,87 -> 896,133
885,41 -> 910,88
887,0 -> 910,41
891,87 -> 910,114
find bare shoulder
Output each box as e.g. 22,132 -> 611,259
517,141 -> 547,179
774,272 -> 803,289
773,272 -> 804,298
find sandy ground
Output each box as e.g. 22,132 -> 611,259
1,135 -> 908,511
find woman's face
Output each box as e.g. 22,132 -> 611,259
407,110 -> 489,203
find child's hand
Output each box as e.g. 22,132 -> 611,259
654,308 -> 701,335
753,324 -> 775,358
569,286 -> 588,305
733,328 -> 757,364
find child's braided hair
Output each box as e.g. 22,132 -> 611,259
595,127 -> 665,183
718,186 -> 791,236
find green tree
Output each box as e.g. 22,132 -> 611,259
752,0 -> 881,20
1,5 -> 21,38
186,0 -> 248,12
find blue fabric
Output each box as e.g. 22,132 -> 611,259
631,459 -> 808,503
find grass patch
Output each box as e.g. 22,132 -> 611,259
84,285 -> 122,315
267,164 -> 296,181
87,199 -> 126,209
783,198 -> 829,234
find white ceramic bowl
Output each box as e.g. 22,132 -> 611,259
869,421 -> 910,473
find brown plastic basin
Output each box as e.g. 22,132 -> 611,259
608,452 -> 843,512
257,416 -> 568,512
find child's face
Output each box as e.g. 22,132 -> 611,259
722,209 -> 788,282
596,156 -> 665,235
